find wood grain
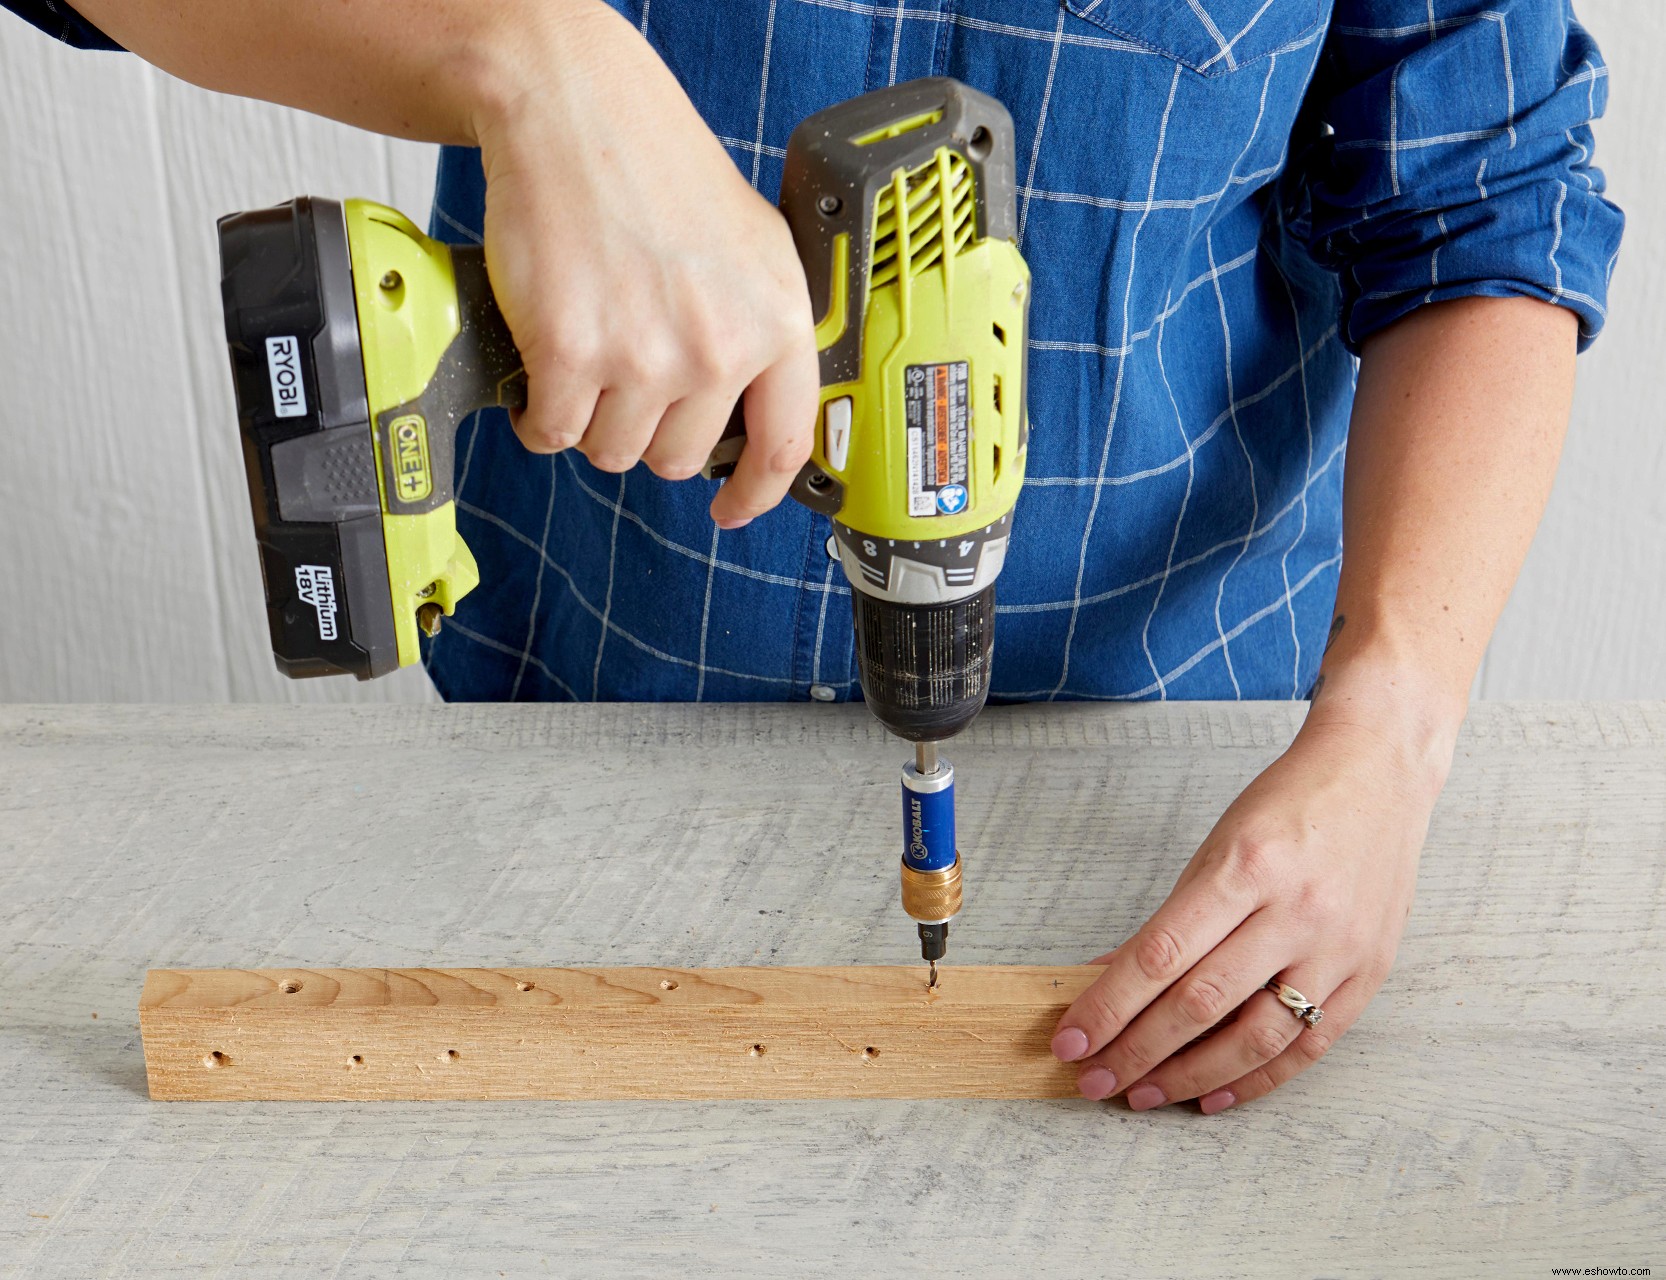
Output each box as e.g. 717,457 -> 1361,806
140,966 -> 1102,1101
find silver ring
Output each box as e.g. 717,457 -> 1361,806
1265,979 -> 1324,1028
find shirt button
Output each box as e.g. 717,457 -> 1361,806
809,684 -> 837,702
824,535 -> 838,559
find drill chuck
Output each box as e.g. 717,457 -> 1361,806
854,585 -> 996,743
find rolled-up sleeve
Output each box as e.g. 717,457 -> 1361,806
1,0 -> 121,50
1298,0 -> 1623,352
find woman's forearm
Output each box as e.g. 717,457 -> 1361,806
1310,296 -> 1579,774
69,0 -> 618,145
71,0 -> 820,525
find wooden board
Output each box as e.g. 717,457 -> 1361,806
140,965 -> 1104,1101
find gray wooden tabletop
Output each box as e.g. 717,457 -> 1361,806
1,701 -> 1661,1279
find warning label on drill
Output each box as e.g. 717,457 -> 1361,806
904,361 -> 970,517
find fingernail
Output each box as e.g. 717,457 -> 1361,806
715,517 -> 752,531
1078,1066 -> 1118,1101
1199,1089 -> 1235,1115
1126,1083 -> 1166,1111
1051,1027 -> 1090,1062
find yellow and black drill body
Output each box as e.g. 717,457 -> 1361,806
218,79 -> 1031,975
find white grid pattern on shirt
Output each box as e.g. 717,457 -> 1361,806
1274,261 -> 1317,698
1025,324 -> 1339,490
544,331 -> 1344,612
1141,282 -> 1200,699
1208,225 -> 1256,700
695,522 -> 723,702
447,615 -> 578,699
1185,0 -> 1239,72
1017,8 -> 1067,246
508,455 -> 559,700
1203,0 -> 1285,71
997,435 -> 1348,617
457,495 -> 797,687
886,0 -> 907,84
589,473 -> 628,699
1000,552 -> 1345,700
424,0 -> 1607,703
1138,41 -> 1281,700
1048,61 -> 1184,700
809,551 -> 846,690
444,303 -> 1346,696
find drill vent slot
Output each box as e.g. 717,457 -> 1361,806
869,153 -> 975,289
852,107 -> 944,146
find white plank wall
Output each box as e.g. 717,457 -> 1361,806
0,32 -> 440,703
0,3 -> 1659,704
1477,1 -> 1666,700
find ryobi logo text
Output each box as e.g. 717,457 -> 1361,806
294,564 -> 339,642
389,414 -> 432,502
265,336 -> 307,419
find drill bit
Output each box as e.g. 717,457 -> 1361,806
903,739 -> 956,984
915,740 -> 944,994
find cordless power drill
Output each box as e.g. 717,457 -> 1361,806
217,79 -> 1031,981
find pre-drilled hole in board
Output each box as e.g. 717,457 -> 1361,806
660,980 -> 679,991
516,981 -> 534,993
279,980 -> 301,994
749,1044 -> 767,1057
203,1051 -> 228,1069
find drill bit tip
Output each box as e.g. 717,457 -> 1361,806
928,960 -> 939,989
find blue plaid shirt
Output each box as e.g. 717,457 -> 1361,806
10,0 -> 1622,705
421,0 -> 1622,706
